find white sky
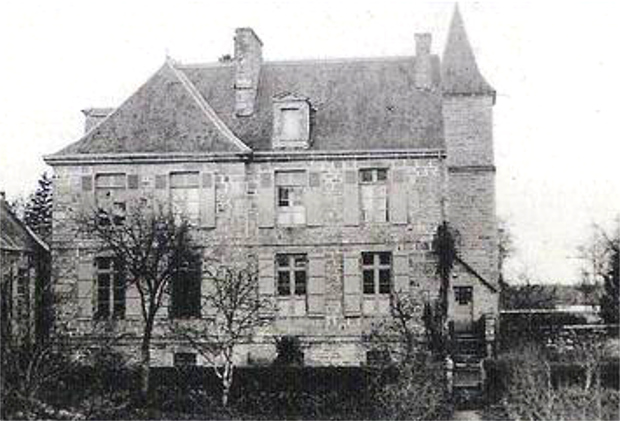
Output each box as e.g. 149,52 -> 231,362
0,0 -> 618,283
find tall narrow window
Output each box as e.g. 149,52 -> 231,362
276,254 -> 308,316
170,172 -> 200,223
95,257 -> 125,320
360,169 -> 388,223
95,174 -> 126,226
275,171 -> 306,225
170,258 -> 202,319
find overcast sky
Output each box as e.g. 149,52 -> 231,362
1,0 -> 618,283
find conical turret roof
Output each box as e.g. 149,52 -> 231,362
442,5 -> 495,96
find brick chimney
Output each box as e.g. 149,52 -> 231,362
82,108 -> 114,133
414,33 -> 433,90
234,28 -> 263,117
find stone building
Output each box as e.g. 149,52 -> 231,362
0,193 -> 51,346
44,7 -> 499,366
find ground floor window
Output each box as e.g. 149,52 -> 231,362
362,251 -> 392,315
95,257 -> 125,320
276,253 -> 307,316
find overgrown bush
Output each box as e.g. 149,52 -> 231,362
491,344 -> 620,421
373,353 -> 452,420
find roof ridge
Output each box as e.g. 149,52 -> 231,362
167,60 -> 251,153
177,55 -> 429,70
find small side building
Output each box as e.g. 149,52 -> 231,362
0,193 -> 51,346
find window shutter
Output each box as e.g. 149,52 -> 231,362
258,252 -> 275,316
305,171 -> 323,226
307,253 -> 326,316
343,251 -> 361,316
77,258 -> 95,318
202,275 -> 217,319
80,175 -> 95,213
393,251 -> 410,295
127,174 -> 140,190
343,170 -> 360,226
154,174 -> 168,211
125,281 -> 142,319
200,172 -> 216,228
389,169 -> 408,225
257,172 -> 275,228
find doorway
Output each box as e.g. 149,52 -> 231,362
453,286 -> 474,332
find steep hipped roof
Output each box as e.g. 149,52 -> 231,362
182,56 -> 444,152
55,60 -> 250,155
52,56 -> 444,156
442,5 -> 494,96
0,199 -> 49,253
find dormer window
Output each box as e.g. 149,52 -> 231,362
272,92 -> 312,149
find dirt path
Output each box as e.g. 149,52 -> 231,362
452,409 -> 483,421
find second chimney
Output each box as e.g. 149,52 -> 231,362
234,28 -> 263,117
414,33 -> 433,90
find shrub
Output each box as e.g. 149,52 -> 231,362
373,353 -> 452,420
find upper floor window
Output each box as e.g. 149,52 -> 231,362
276,171 -> 306,226
170,172 -> 200,223
362,251 -> 392,295
95,257 -> 125,320
170,258 -> 202,319
360,169 -> 388,223
95,173 -> 126,226
272,93 -> 312,149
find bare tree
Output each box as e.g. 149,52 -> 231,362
78,206 -> 198,404
170,258 -> 272,407
578,218 -> 619,324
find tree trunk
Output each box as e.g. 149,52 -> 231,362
140,315 -> 155,406
221,362 -> 234,407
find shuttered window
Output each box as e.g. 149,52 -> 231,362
362,252 -> 392,295
360,169 -> 388,223
275,171 -> 306,225
361,251 -> 392,315
276,253 -> 308,316
170,172 -> 200,223
95,173 -> 126,226
170,260 -> 202,319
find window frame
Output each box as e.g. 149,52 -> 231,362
95,256 -> 126,320
361,251 -> 392,296
169,171 -> 200,224
170,258 -> 202,320
95,173 -> 127,227
359,168 -> 389,224
275,171 -> 306,226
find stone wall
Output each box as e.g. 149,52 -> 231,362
50,154 -> 450,366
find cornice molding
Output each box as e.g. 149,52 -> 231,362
44,149 -> 446,166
